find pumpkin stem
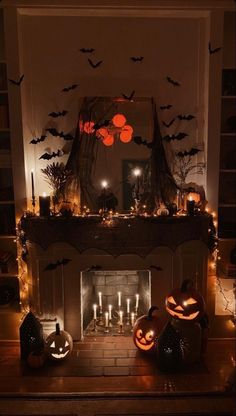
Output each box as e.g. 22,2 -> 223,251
181,278 -> 194,292
147,305 -> 159,319
55,323 -> 60,335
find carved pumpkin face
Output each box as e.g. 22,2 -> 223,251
45,323 -> 73,361
165,279 -> 205,322
133,306 -> 160,353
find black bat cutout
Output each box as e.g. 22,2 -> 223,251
8,74 -> 24,86
166,76 -> 180,87
177,114 -> 195,121
80,48 -> 95,53
88,58 -> 103,68
133,136 -> 153,149
160,104 -> 173,110
122,90 -> 135,101
39,149 -> 63,160
93,120 -> 110,131
29,135 -> 47,144
46,128 -> 74,141
163,132 -> 188,141
44,258 -> 72,271
130,56 -> 144,62
48,110 -> 68,118
208,43 -> 221,54
162,118 -> 175,128
149,265 -> 163,271
176,148 -> 201,157
61,84 -> 78,92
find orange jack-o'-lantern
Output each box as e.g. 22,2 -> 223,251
133,306 -> 160,353
112,113 -> 126,128
165,279 -> 205,322
45,323 -> 73,361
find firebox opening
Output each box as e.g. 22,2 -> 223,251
81,270 -> 151,337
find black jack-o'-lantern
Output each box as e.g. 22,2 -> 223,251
165,279 -> 205,322
133,306 -> 160,353
45,323 -> 73,361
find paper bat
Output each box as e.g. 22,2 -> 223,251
176,148 -> 201,157
162,118 -> 175,128
39,149 -> 63,160
29,135 -> 47,144
48,110 -> 68,118
163,132 -> 188,141
177,114 -> 195,121
93,120 -> 110,131
166,76 -> 180,86
44,258 -> 72,271
88,58 -> 103,68
133,135 -> 153,149
46,128 -> 74,141
8,74 -> 24,86
160,104 -> 173,110
149,265 -> 163,271
208,42 -> 221,54
122,90 -> 135,101
61,84 -> 78,92
130,56 -> 144,62
79,47 -> 95,53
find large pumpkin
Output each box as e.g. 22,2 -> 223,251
45,323 -> 73,361
165,279 -> 205,322
133,306 -> 160,353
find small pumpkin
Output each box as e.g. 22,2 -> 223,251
45,323 -> 73,361
27,349 -> 46,369
133,306 -> 160,353
165,279 -> 205,322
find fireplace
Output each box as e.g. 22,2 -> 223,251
21,215 -> 210,340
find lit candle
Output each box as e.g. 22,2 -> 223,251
126,298 -> 130,314
108,304 -> 112,320
39,192 -> 50,216
101,180 -> 108,212
105,311 -> 109,327
31,169 -> 35,200
133,167 -> 141,197
119,310 -> 123,325
93,304 -> 97,320
117,291 -> 122,307
131,312 -> 135,326
98,291 -> 102,307
135,293 -> 139,309
187,195 -> 195,216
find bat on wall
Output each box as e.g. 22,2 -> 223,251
163,132 -> 188,141
177,114 -> 195,121
130,56 -> 144,62
122,90 -> 135,101
160,104 -> 173,110
88,58 -> 103,68
39,149 -> 63,160
176,148 -> 201,157
46,128 -> 74,141
166,76 -> 180,86
208,42 -> 221,54
79,48 -> 95,53
162,118 -> 175,128
133,135 -> 153,148
93,120 -> 110,130
48,110 -> 68,118
44,258 -> 72,271
29,135 -> 47,144
61,84 -> 78,92
8,74 -> 24,86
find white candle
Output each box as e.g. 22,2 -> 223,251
108,304 -> 112,320
117,291 -> 122,307
98,292 -> 102,307
135,293 -> 139,309
119,310 -> 123,325
126,298 -> 130,314
131,312 -> 135,326
93,304 -> 97,320
105,311 -> 109,327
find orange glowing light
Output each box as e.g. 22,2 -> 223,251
112,113 -> 126,128
103,135 -> 114,146
96,127 -> 109,139
120,124 -> 133,143
83,121 -> 95,134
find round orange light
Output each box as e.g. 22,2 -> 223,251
96,127 -> 109,139
83,121 -> 95,134
112,113 -> 126,128
103,135 -> 114,146
120,124 -> 133,143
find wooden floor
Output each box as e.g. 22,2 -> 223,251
0,338 -> 235,416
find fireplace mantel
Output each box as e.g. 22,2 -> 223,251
21,214 -> 211,256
